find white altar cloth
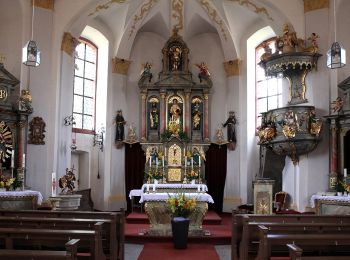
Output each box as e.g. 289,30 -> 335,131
310,194 -> 350,208
139,192 -> 214,204
141,183 -> 208,192
0,190 -> 43,205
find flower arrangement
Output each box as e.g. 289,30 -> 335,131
145,169 -> 163,180
335,180 -> 350,193
186,170 -> 198,181
166,193 -> 197,218
0,174 -> 19,191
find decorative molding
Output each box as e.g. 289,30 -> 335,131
112,57 -> 132,75
89,0 -> 127,16
227,0 -> 273,21
223,59 -> 242,76
61,32 -> 79,56
32,0 -> 54,10
304,0 -> 329,13
128,0 -> 159,39
198,0 -> 227,41
172,0 -> 184,34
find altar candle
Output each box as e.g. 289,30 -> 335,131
345,169 -> 348,178
199,156 -> 201,167
11,150 -> 14,168
22,153 -> 25,168
149,157 -> 151,167
162,156 -> 164,168
191,157 -> 193,168
156,158 -> 158,167
146,184 -> 150,192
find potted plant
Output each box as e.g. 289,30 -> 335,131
166,193 -> 197,249
186,170 -> 198,184
335,180 -> 349,196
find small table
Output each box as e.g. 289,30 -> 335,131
0,190 -> 43,210
129,189 -> 143,212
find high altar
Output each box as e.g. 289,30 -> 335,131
135,30 -> 214,236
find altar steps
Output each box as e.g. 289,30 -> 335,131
125,212 -> 231,244
126,211 -> 222,225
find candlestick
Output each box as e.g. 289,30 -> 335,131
22,153 -> 26,168
11,150 -> 14,168
197,185 -> 200,192
152,184 -> 155,192
146,184 -> 149,192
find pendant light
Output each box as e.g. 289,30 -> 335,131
327,0 -> 346,69
22,0 -> 40,67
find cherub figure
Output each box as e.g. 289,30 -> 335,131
195,62 -> 210,82
331,97 -> 344,113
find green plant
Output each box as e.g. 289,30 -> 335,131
178,131 -> 189,142
160,130 -> 172,141
335,180 -> 350,193
166,193 -> 197,218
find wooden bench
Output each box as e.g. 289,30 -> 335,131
287,243 -> 350,260
0,216 -> 116,260
0,224 -> 105,260
257,225 -> 350,260
0,238 -> 79,260
232,213 -> 350,260
0,209 -> 125,260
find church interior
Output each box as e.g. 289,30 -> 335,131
1,0 -> 350,259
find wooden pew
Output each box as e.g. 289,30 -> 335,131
0,216 -> 116,260
0,224 -> 105,260
257,225 -> 350,260
0,238 -> 79,260
232,213 -> 350,260
287,243 -> 350,260
0,209 -> 125,260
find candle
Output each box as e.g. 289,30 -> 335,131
199,156 -> 201,167
156,158 -> 158,167
11,150 -> 14,168
149,157 -> 151,167
162,156 -> 164,168
52,172 -> 56,196
22,153 -> 25,168
146,184 -> 149,192
345,169 -> 348,178
191,157 -> 193,168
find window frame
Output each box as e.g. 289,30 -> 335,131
72,37 -> 98,135
255,37 -> 282,130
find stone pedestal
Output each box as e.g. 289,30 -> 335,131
49,194 -> 82,211
253,179 -> 274,214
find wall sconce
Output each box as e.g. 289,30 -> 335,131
64,115 -> 75,126
93,126 -> 105,151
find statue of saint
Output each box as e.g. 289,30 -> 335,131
115,110 -> 126,142
192,101 -> 201,130
170,46 -> 182,71
223,111 -> 237,143
149,102 -> 159,130
170,98 -> 181,125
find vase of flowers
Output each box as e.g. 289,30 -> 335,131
0,174 -> 20,191
186,170 -> 198,184
166,193 -> 197,249
335,180 -> 350,196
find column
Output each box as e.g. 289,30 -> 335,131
185,92 -> 190,135
141,93 -> 147,141
329,120 -> 338,191
204,93 -> 209,141
160,92 -> 166,133
16,116 -> 27,188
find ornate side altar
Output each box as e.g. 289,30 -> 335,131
140,191 -> 214,236
310,194 -> 350,215
0,190 -> 43,210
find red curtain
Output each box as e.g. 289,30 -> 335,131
205,144 -> 227,213
125,143 -> 146,212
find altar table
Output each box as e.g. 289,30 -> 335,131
0,190 -> 43,210
141,183 -> 208,193
141,192 -> 214,236
310,194 -> 350,215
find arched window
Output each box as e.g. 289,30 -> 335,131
73,38 -> 97,134
256,38 -> 282,128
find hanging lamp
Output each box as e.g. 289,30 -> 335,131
327,0 -> 346,69
22,0 -> 40,67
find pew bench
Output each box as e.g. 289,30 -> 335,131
287,243 -> 350,260
0,238 -> 79,260
0,223 -> 105,260
0,216 -> 116,260
257,225 -> 350,260
0,209 -> 125,260
232,213 -> 350,260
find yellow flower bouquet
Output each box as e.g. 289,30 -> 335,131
166,193 -> 197,218
0,174 -> 16,191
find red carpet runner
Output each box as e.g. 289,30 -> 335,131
138,243 -> 220,260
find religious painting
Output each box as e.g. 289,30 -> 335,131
167,95 -> 183,135
256,191 -> 270,214
148,96 -> 159,131
168,143 -> 181,166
